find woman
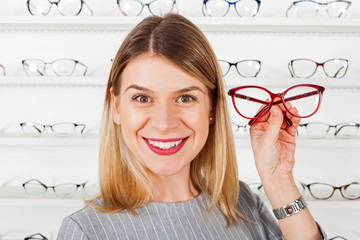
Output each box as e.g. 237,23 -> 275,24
57,14 -> 326,240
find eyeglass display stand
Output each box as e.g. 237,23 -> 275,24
0,0 -> 360,238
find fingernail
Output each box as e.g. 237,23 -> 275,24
272,108 -> 279,115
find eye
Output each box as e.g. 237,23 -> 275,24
133,94 -> 152,103
177,94 -> 196,103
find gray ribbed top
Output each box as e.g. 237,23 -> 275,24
56,181 -> 284,240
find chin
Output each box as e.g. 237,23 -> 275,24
148,164 -> 185,177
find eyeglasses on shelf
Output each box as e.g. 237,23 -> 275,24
299,122 -> 360,139
0,64 -> 5,76
232,122 -> 249,136
22,179 -> 87,198
27,0 -> 93,16
288,58 -> 350,78
329,236 -> 347,240
218,59 -> 262,77
202,0 -> 261,17
22,59 -> 88,77
20,122 -> 86,137
227,84 -> 325,126
25,233 -> 48,240
286,0 -> 351,18
300,181 -> 360,200
117,0 -> 177,16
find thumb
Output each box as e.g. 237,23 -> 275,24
264,105 -> 283,141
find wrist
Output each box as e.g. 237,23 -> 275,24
260,175 -> 302,209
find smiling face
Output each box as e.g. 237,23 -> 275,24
111,54 -> 213,178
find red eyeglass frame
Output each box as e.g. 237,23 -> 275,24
227,84 -> 325,126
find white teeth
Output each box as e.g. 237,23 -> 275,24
147,139 -> 183,150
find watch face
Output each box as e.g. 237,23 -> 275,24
285,206 -> 294,214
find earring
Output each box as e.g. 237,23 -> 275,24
117,118 -> 120,122
209,117 -> 213,121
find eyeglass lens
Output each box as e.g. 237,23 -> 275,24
219,60 -> 261,77
204,0 -> 260,17
231,86 -> 321,119
291,0 -> 350,18
290,59 -> 349,78
28,0 -> 84,16
118,0 -> 175,16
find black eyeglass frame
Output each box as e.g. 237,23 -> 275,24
218,59 -> 262,77
202,0 -> 261,17
20,122 -> 86,137
22,179 -> 88,198
27,0 -> 93,16
24,233 -> 48,240
117,0 -> 177,16
299,122 -> 360,139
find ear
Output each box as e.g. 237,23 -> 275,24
110,87 -> 121,125
209,107 -> 216,125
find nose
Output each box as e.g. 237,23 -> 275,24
149,101 -> 178,132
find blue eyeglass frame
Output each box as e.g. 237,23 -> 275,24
286,0 -> 352,18
202,0 -> 261,17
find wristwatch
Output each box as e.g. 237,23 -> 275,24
272,196 -> 307,220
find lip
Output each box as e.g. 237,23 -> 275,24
143,137 -> 189,156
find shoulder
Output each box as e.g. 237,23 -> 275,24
58,199 -> 122,239
236,180 -> 269,219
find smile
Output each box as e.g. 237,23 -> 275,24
143,137 -> 188,155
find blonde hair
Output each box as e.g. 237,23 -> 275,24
88,13 -> 246,226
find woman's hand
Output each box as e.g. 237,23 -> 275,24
249,103 -> 301,179
249,104 -> 324,240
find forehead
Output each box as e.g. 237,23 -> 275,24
119,54 -> 207,93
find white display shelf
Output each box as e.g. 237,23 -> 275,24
225,78 -> 360,89
0,17 -> 360,33
0,76 -> 107,87
0,136 -> 99,146
0,198 -> 86,207
1,77 -> 360,89
307,200 -> 360,209
235,138 -> 360,148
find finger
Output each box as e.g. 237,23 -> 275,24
285,107 -> 301,136
263,105 -> 284,142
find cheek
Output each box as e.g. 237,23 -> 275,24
182,108 -> 210,135
119,104 -> 148,136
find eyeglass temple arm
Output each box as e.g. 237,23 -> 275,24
233,93 -> 292,126
76,123 -> 86,134
288,61 -> 295,77
285,3 -> 294,17
0,64 -> 5,75
82,1 -> 94,15
334,66 -> 345,78
75,61 -> 88,76
23,62 -> 44,76
201,2 -> 207,16
248,104 -> 293,126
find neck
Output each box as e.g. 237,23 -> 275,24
151,166 -> 200,203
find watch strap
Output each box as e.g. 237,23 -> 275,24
272,196 -> 307,220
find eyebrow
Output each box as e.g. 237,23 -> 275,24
124,84 -> 205,94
